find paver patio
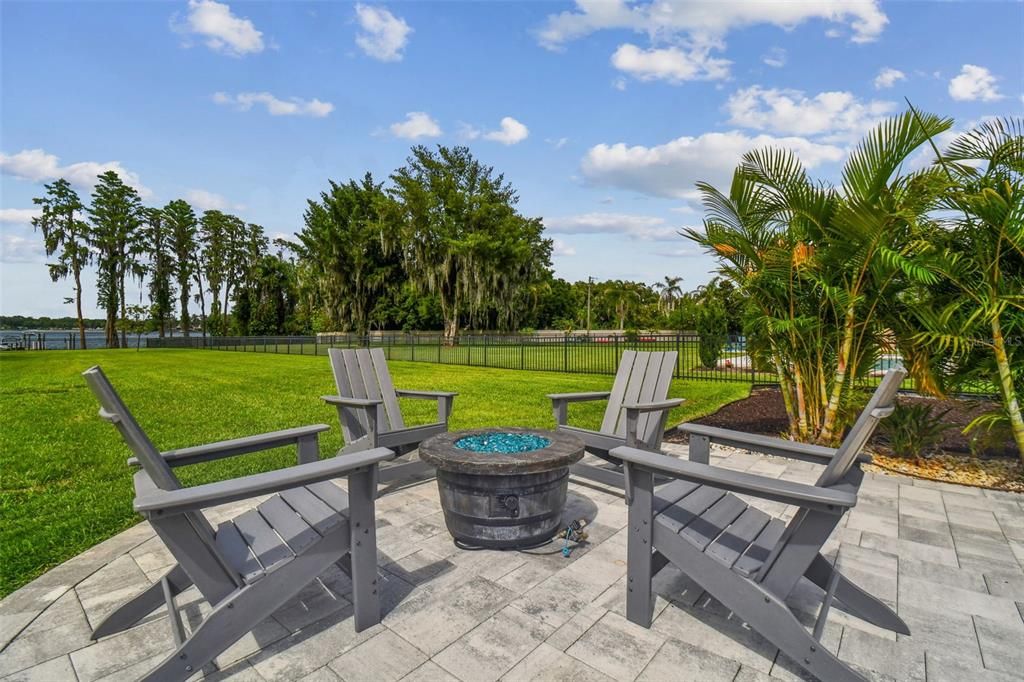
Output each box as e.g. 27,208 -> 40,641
2,443 -> 1022,682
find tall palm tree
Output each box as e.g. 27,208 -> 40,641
687,110 -> 951,444
916,116 -> 1024,460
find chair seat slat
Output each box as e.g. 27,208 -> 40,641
257,495 -> 321,555
215,521 -> 263,582
704,505 -> 771,568
307,481 -> 350,514
233,509 -> 294,572
733,518 -> 787,577
280,487 -> 343,535
680,493 -> 748,551
655,485 -> 725,535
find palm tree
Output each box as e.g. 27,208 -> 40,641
32,179 -> 91,349
687,110 -> 952,444
916,116 -> 1024,460
659,275 -> 683,312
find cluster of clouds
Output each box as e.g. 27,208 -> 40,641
537,0 -> 888,85
212,92 -> 334,118
386,113 -> 531,146
0,149 -> 152,198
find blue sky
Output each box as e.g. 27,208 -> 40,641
1,0 -> 1021,318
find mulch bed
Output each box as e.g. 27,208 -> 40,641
666,386 -> 1023,492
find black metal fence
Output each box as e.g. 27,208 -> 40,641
147,333 -> 775,383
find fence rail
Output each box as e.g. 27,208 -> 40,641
147,333 -> 779,384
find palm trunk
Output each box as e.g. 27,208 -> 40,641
992,316 -> 1024,462
73,265 -> 87,350
819,308 -> 856,444
773,353 -> 799,435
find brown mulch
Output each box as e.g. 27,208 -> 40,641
667,386 -> 1023,492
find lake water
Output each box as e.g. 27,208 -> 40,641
0,329 -> 162,350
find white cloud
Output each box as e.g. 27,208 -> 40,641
546,137 -> 570,150
536,0 -> 888,50
212,92 -> 334,117
0,148 -> 152,198
611,43 -> 730,83
483,117 -> 530,145
389,112 -> 442,139
177,0 -> 264,57
612,77 -> 628,91
948,64 -> 1003,102
873,67 -> 905,90
762,47 -> 787,68
546,212 -> 679,241
184,189 -> 244,212
552,239 -> 577,256
461,117 -> 530,145
354,4 -> 412,62
725,86 -> 895,141
581,131 -> 844,199
0,231 -> 45,263
0,208 -> 41,223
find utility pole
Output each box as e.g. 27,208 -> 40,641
586,276 -> 594,335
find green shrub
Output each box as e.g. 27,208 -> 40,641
696,300 -> 728,369
878,402 -> 952,458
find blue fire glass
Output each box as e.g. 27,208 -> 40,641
454,432 -> 551,454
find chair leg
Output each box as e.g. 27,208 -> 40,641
348,467 -> 381,632
805,554 -> 909,635
626,467 -> 655,627
92,564 -> 193,639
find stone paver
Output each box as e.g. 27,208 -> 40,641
1,443 -> 1022,681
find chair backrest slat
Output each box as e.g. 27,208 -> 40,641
638,352 -> 677,447
329,348 -> 407,439
614,352 -> 653,437
601,350 -> 637,435
369,348 -> 405,432
328,348 -> 366,443
82,366 -> 181,491
815,368 -> 905,487
603,351 -> 678,443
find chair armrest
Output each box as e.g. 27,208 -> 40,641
611,445 -> 856,513
622,399 -> 684,415
623,399 -> 685,447
396,389 -> 456,424
549,392 -> 612,427
134,447 -> 396,516
677,423 -> 870,465
547,392 -> 612,403
128,424 -> 331,467
395,389 -> 458,399
321,395 -> 383,408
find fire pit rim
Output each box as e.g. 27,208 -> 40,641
419,426 -> 583,475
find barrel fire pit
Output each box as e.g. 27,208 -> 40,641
419,427 -> 584,549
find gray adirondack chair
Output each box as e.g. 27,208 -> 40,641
548,350 -> 682,488
612,368 -> 907,682
83,366 -> 393,682
323,347 -> 456,485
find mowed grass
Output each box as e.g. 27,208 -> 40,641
0,349 -> 749,596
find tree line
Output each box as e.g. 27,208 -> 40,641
33,172 -> 288,348
35,144 -> 734,350
688,111 -> 1023,460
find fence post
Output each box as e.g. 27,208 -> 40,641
438,335 -> 442,363
411,334 -> 416,361
483,335 -> 488,368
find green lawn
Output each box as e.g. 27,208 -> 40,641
0,349 -> 749,596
